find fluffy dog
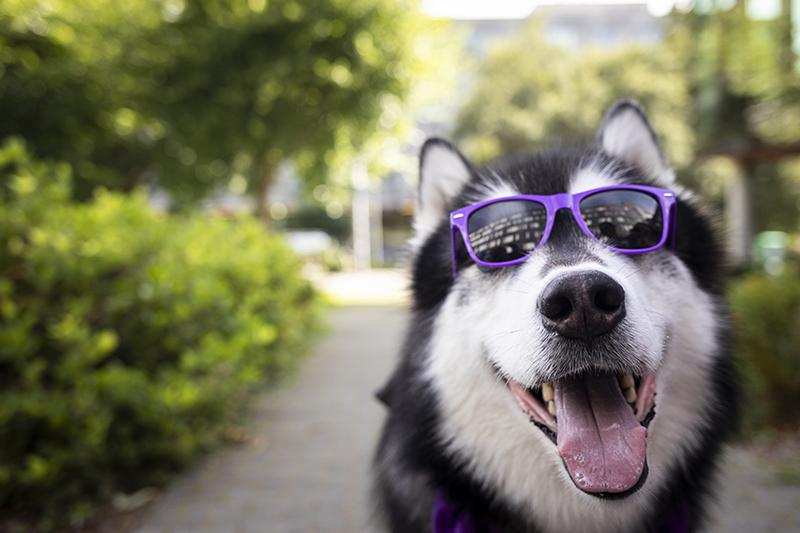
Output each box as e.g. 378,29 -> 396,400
373,101 -> 738,533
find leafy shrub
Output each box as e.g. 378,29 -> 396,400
729,269 -> 800,433
0,139 -> 320,528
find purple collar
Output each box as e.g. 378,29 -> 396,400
432,491 -> 496,533
433,490 -> 689,533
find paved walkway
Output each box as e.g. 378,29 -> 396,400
134,306 -> 406,533
711,446 -> 800,532
132,305 -> 800,533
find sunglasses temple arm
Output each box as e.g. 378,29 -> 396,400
450,225 -> 459,279
669,203 -> 678,251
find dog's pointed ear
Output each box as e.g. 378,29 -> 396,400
597,100 -> 674,184
415,138 -> 474,240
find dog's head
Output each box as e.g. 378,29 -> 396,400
411,101 -> 728,530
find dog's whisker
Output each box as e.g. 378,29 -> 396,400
500,288 -> 532,295
485,329 -> 521,341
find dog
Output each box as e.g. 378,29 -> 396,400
372,100 -> 738,533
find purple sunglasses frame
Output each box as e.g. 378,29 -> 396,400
449,184 -> 677,276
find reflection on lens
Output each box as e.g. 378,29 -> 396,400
579,190 -> 662,250
467,200 -> 547,263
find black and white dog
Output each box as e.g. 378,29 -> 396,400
373,101 -> 738,533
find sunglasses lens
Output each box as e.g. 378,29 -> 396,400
467,200 -> 547,264
579,190 -> 663,250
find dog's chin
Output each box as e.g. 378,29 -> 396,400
499,364 -> 658,499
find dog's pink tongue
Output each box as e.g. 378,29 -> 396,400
555,374 -> 647,494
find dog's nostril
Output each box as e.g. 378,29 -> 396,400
594,285 -> 624,313
541,295 -> 572,321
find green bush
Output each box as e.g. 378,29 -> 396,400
730,269 -> 800,434
0,139 -> 320,528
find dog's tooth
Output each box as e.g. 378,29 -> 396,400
547,400 -> 557,416
542,383 -> 554,402
624,386 -> 637,403
619,373 -> 635,389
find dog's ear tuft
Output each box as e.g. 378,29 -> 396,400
598,100 -> 674,184
415,138 -> 473,240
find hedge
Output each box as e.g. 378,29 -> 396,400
0,139 -> 320,528
730,269 -> 800,434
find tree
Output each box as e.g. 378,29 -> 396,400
0,0 -> 428,216
132,0 -> 428,215
681,1 -> 800,155
453,19 -> 694,169
0,0 -> 155,199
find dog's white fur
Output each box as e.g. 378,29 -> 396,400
415,142 -> 472,242
413,112 -> 720,532
599,104 -> 676,185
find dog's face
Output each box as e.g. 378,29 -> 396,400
412,102 -> 725,531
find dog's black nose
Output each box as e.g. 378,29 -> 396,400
538,271 -> 625,339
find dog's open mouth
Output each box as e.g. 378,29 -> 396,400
507,371 -> 657,497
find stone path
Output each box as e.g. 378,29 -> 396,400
132,305 -> 800,533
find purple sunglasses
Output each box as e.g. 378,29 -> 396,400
449,184 -> 677,276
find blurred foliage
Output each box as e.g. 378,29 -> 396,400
456,4 -> 800,163
750,161 -> 800,232
0,0 -> 149,196
0,138 -> 320,528
318,243 -> 350,272
730,269 -> 800,434
675,3 -> 800,226
284,203 -> 351,241
454,18 -> 693,167
679,3 -> 800,150
0,0 -> 439,211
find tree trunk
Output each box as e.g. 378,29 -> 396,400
725,159 -> 755,267
350,159 -> 371,270
255,157 -> 276,225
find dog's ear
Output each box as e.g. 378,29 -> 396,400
415,138 -> 474,240
597,100 -> 674,184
